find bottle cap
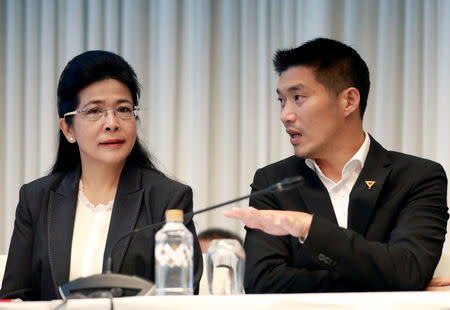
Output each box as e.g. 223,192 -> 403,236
165,209 -> 183,221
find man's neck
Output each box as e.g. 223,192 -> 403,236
314,131 -> 366,183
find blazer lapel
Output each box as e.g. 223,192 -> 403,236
296,161 -> 338,224
348,136 -> 392,235
104,162 -> 144,273
47,167 -> 80,290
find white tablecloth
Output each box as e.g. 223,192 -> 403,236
1,292 -> 450,310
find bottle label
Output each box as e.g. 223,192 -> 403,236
155,243 -> 193,267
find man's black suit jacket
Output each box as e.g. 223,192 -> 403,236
245,136 -> 448,293
0,161 -> 203,300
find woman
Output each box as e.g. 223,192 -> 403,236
0,51 -> 202,300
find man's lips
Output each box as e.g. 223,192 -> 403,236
286,128 -> 302,144
286,128 -> 302,139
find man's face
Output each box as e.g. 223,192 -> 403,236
277,66 -> 344,160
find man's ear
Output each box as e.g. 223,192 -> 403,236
59,118 -> 76,143
339,87 -> 360,117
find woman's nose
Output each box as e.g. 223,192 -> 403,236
104,110 -> 120,131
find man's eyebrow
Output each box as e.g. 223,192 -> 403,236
277,83 -> 306,95
287,84 -> 306,92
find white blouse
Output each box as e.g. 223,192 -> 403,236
69,180 -> 114,281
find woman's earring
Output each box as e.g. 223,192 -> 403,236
69,137 -> 74,142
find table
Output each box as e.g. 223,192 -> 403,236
1,292 -> 450,310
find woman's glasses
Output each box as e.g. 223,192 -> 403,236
64,105 -> 140,121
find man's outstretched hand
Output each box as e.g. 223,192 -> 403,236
223,207 -> 312,239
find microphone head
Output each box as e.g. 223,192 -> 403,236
267,176 -> 304,192
281,176 -> 304,186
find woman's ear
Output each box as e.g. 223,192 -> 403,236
59,118 -> 76,143
339,87 -> 361,117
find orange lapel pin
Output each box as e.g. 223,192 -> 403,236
365,181 -> 375,190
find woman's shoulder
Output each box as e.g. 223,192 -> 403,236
139,168 -> 191,193
20,172 -> 68,194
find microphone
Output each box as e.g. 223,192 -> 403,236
58,176 -> 304,298
185,175 -> 304,218
265,176 -> 304,192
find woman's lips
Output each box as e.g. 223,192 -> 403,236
100,139 -> 124,147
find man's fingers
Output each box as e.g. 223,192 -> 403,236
223,207 -> 262,229
223,207 -> 302,236
248,207 -> 259,213
222,207 -> 241,219
223,207 -> 250,219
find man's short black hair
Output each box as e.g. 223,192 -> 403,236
273,38 -> 370,119
198,228 -> 243,246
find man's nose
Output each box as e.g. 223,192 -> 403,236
281,101 -> 296,124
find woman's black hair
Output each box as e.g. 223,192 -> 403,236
50,50 -> 159,174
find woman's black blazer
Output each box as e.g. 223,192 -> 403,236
0,161 -> 203,300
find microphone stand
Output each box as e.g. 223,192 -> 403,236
58,176 -> 303,299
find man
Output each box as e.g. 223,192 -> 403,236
224,38 -> 448,292
198,228 -> 243,253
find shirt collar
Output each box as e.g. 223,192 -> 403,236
305,132 -> 371,178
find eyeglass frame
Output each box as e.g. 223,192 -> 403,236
63,106 -> 140,121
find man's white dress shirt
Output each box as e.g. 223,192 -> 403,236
305,132 -> 370,228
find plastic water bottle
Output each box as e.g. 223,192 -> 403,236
154,209 -> 194,295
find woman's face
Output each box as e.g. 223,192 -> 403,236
60,79 -> 137,168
